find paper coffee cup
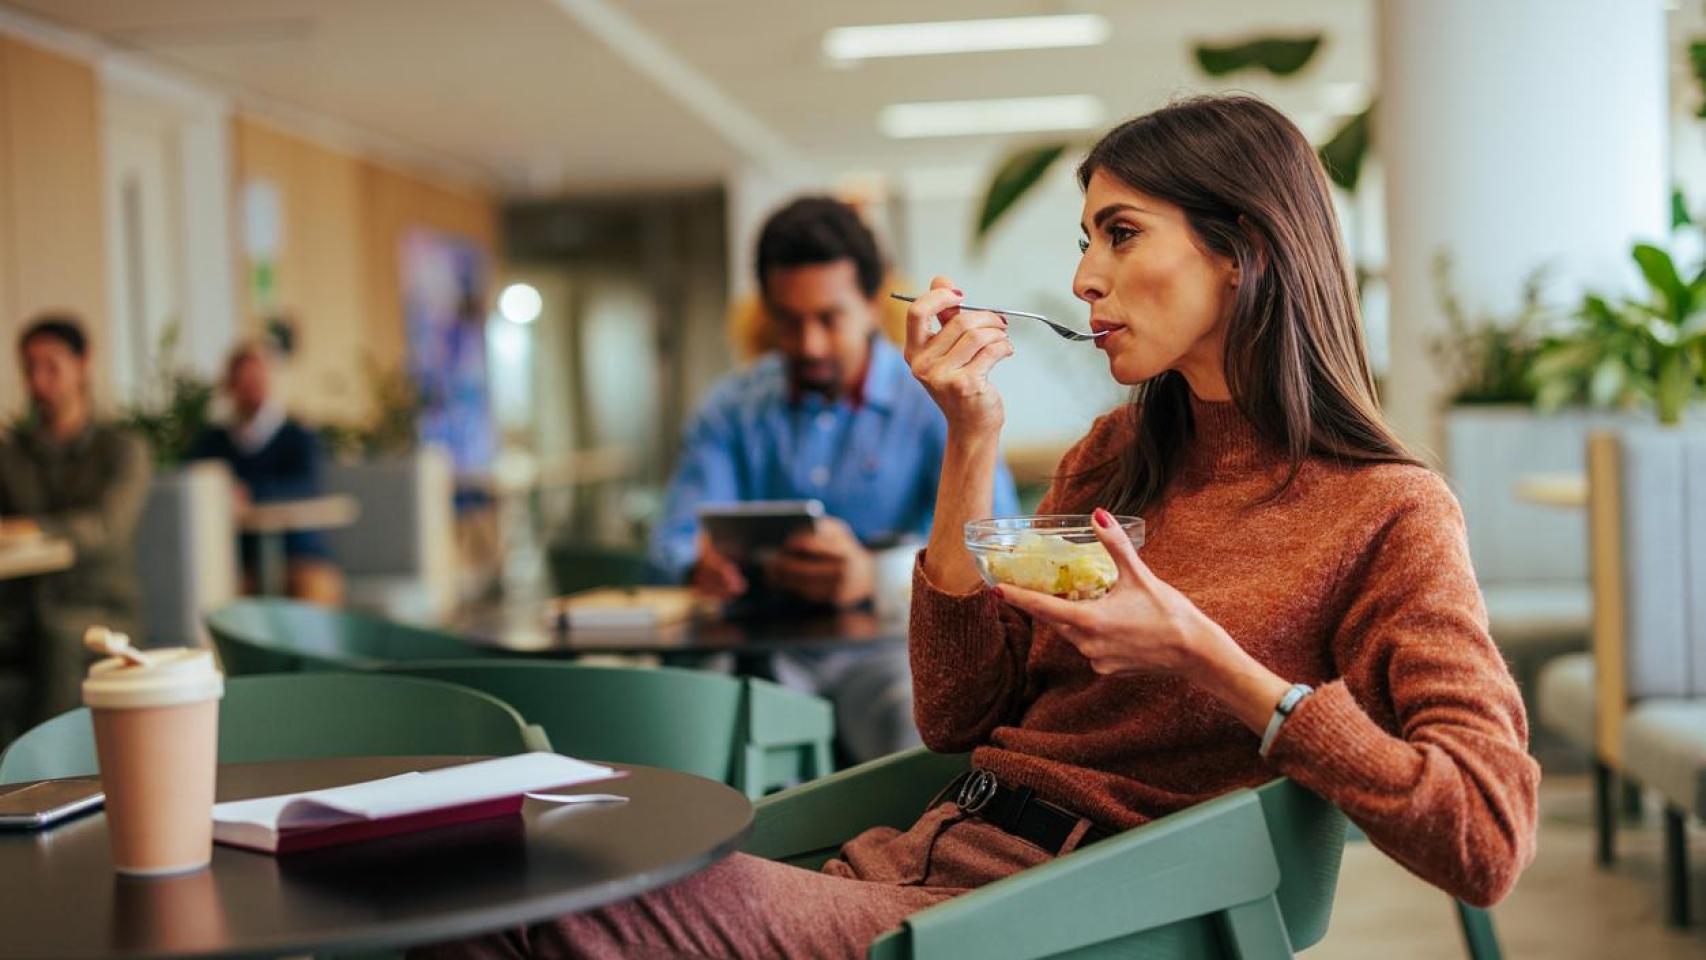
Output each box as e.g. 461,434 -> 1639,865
83,644 -> 223,877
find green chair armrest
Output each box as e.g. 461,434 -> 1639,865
884,786 -> 1285,960
744,748 -> 969,863
522,724 -> 553,753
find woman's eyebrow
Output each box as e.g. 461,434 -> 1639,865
1091,203 -> 1146,228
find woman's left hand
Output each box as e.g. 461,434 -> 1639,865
994,508 -> 1227,677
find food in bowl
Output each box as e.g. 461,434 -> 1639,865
964,516 -> 1145,601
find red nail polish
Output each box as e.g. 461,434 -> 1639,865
952,288 -> 964,296
991,586 -> 1005,600
1094,509 -> 1112,528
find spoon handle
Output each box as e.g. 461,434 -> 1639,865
888,292 -> 1046,322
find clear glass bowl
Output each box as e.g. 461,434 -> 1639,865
963,515 -> 1145,600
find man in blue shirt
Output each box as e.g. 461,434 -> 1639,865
651,196 -> 1019,761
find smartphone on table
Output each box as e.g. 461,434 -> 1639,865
0,777 -> 104,829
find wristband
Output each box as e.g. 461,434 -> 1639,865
1259,683 -> 1314,757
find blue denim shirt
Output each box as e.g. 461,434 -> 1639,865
650,338 -> 1021,580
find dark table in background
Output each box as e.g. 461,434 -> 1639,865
456,603 -> 908,659
0,756 -> 752,960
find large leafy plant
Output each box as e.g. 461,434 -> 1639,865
315,358 -> 425,460
1530,242 -> 1706,425
1429,254 -> 1548,405
974,31 -> 1372,244
118,324 -> 215,467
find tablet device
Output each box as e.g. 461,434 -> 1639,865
698,500 -> 824,565
0,777 -> 104,830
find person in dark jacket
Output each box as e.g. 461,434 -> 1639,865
190,342 -> 343,605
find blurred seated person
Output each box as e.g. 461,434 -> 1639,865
650,196 -> 1019,763
0,314 -> 149,736
190,342 -> 344,606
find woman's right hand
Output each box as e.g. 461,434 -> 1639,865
904,275 -> 1013,437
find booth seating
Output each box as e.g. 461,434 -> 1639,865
1537,428 -> 1706,927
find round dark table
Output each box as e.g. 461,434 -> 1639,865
0,756 -> 752,960
457,604 -> 908,658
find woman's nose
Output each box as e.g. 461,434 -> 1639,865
1073,258 -> 1105,304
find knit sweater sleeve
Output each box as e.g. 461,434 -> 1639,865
908,411 -> 1124,753
1265,471 -> 1540,907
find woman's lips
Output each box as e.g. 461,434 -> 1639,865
1090,318 -> 1125,349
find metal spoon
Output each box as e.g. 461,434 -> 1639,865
889,293 -> 1108,342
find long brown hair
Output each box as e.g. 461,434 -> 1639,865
1072,95 -> 1419,514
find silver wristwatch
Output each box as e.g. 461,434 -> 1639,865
1259,683 -> 1314,757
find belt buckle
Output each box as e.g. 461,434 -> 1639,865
956,769 -> 998,815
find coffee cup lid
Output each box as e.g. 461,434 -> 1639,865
83,648 -> 224,710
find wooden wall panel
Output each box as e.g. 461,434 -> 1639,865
232,117 -> 496,425
0,36 -> 107,408
232,117 -> 373,422
359,159 -> 498,378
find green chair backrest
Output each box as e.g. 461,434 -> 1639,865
390,661 -> 833,799
546,542 -> 652,596
205,599 -> 490,674
0,673 -> 539,784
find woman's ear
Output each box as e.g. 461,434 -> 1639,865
1234,215 -> 1269,286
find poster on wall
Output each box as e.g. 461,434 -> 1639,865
402,227 -> 494,477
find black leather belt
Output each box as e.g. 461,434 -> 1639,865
941,770 -> 1112,855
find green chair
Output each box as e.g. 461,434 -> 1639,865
744,748 -> 1347,959
205,598 -> 494,675
0,673 -> 548,784
546,541 -> 652,596
388,661 -> 833,799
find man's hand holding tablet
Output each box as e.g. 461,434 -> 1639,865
694,500 -> 875,609
767,517 -> 876,608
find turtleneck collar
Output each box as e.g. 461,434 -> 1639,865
1185,391 -> 1270,472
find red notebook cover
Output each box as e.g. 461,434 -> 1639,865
226,794 -> 526,855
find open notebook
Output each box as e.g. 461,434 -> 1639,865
212,753 -> 622,854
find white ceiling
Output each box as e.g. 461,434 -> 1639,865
6,0 -> 1374,194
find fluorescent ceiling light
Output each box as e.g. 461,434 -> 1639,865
880,95 -> 1105,139
824,15 -> 1109,62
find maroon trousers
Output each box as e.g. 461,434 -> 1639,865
411,802 -> 1091,959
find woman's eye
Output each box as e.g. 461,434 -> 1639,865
1109,225 -> 1140,247
1077,237 -> 1089,254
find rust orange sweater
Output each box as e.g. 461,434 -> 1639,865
910,396 -> 1540,906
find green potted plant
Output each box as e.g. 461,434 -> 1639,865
117,324 -> 215,468
1530,242 -> 1706,426
1430,253 -> 1548,407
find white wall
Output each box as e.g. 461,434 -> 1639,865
1378,0 -> 1670,456
99,58 -> 237,398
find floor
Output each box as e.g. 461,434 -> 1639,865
1310,771 -> 1706,958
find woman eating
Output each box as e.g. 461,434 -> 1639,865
419,93 -> 1538,960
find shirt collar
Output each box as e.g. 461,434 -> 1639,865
785,336 -> 905,412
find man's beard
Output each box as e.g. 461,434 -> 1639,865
789,358 -> 843,398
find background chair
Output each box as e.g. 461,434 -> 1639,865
545,541 -> 652,596
205,597 -> 494,675
744,748 -> 1346,959
0,673 -> 546,783
1541,428 -> 1706,927
135,460 -> 238,648
390,661 -> 833,799
320,448 -> 458,623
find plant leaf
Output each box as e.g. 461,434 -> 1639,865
1318,106 -> 1373,192
1194,36 -> 1322,77
1633,243 -> 1690,319
1674,187 -> 1694,229
975,142 -> 1071,246
1692,41 -> 1706,119
1589,358 -> 1627,407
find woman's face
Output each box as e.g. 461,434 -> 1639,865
1073,170 -> 1239,392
